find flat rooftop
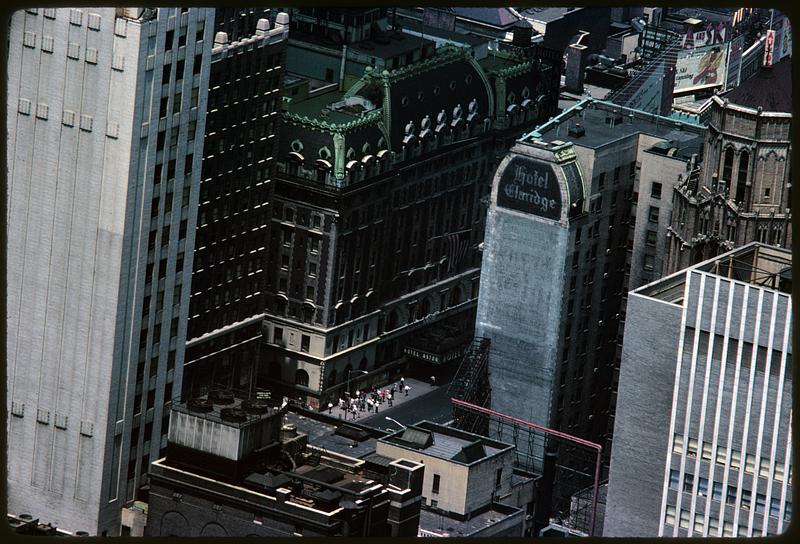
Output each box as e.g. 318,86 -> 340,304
349,29 -> 435,58
522,7 -> 579,23
419,502 -> 523,536
530,99 -> 705,158
379,420 -> 512,465
284,410 -> 383,459
397,16 -> 489,47
637,242 -> 792,304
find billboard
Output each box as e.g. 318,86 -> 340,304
674,43 -> 729,93
725,35 -> 745,90
681,21 -> 729,49
776,16 -> 792,62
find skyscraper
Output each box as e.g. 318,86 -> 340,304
605,243 -> 792,537
7,7 -> 214,534
475,99 -> 705,457
183,12 -> 289,400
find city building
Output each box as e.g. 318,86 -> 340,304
258,34 -> 561,408
375,421 -> 536,537
7,7 -> 214,534
665,58 -> 792,275
519,7 -> 612,55
183,13 -> 289,398
476,98 -> 706,460
604,243 -> 792,537
396,7 -> 532,44
144,397 -> 424,537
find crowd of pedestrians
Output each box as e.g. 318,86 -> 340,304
327,377 -> 418,421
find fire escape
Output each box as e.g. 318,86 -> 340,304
447,337 -> 491,435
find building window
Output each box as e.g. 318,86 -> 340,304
325,68 -> 334,82
648,206 -> 660,223
651,181 -> 662,199
432,474 -> 440,494
665,505 -> 676,526
306,286 -> 314,300
735,151 -> 749,202
309,262 -> 317,277
669,469 -> 680,490
495,468 -> 502,488
301,334 -> 310,353
726,485 -> 737,505
712,481 -> 723,502
722,147 -> 734,181
740,489 -> 751,510
672,434 -> 684,455
643,254 -> 655,271
295,369 -> 309,387
646,230 -> 657,246
698,477 -> 708,496
683,473 -> 694,493
686,438 -> 698,457
755,493 -> 766,514
273,327 -> 283,344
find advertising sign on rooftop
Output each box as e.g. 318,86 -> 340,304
674,43 -> 729,93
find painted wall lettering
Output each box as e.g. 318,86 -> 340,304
497,157 -> 562,219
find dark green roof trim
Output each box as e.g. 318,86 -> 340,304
281,108 -> 383,135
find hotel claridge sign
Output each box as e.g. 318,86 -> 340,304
6,6 -> 792,537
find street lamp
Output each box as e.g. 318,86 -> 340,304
346,369 -> 368,397
385,416 -> 407,430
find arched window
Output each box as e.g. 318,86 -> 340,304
735,151 -> 749,203
295,369 -> 309,387
722,147 -> 734,182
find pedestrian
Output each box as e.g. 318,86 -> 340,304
391,385 -> 396,397
328,402 -> 333,414
400,377 -> 405,389
375,403 -> 379,413
367,399 -> 373,412
404,384 -> 411,396
430,375 -> 436,386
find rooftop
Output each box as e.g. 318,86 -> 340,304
637,242 -> 792,304
284,410 -> 384,459
722,57 -> 792,114
349,29 -> 435,58
397,16 -> 489,47
419,502 -> 523,537
529,99 -> 705,158
379,420 -> 512,465
448,7 -> 522,28
521,7 -> 580,23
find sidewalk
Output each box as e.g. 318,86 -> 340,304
323,377 -> 439,423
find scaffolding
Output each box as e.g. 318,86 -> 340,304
449,398 -> 607,536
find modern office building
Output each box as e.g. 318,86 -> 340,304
605,243 -> 792,537
665,58 -> 792,274
7,7 -> 214,535
144,397 -> 425,537
476,98 -> 705,458
183,13 -> 289,398
259,33 -> 561,409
